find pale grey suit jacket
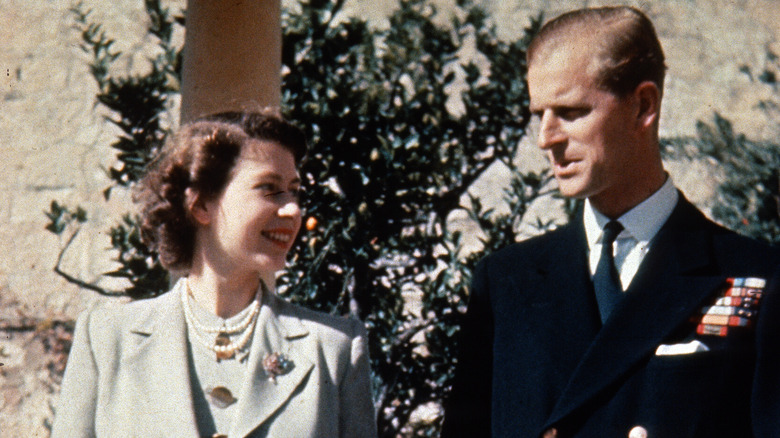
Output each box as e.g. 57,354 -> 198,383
51,280 -> 377,437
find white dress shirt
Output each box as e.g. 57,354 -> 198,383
584,176 -> 679,290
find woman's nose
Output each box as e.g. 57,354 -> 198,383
278,200 -> 301,217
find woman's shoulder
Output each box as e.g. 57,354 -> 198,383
270,295 -> 367,342
77,290 -> 179,340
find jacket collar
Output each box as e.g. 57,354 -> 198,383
229,288 -> 314,438
542,194 -> 724,433
510,217 -> 604,390
126,280 -> 313,437
125,286 -> 200,436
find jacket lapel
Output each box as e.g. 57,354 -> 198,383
229,291 -> 314,438
124,285 -> 200,436
519,220 -> 602,366
543,196 -> 724,432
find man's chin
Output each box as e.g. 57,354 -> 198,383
556,182 -> 590,199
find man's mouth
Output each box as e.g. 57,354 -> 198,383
553,158 -> 579,176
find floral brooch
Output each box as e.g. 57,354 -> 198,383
262,352 -> 294,383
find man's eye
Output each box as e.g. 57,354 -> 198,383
557,108 -> 589,121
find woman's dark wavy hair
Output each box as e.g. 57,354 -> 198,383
134,109 -> 308,272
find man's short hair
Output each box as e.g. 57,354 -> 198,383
527,6 -> 667,96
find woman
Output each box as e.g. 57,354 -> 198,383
52,110 -> 377,437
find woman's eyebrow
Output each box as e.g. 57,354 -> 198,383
253,172 -> 301,185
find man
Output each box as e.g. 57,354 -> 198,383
442,6 -> 780,437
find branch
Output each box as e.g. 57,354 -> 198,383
53,228 -> 124,297
391,318 -> 432,349
0,317 -> 72,333
343,267 -> 360,317
324,0 -> 346,27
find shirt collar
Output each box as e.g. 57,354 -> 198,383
584,175 -> 678,249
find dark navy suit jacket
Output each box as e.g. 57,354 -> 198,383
442,194 -> 780,437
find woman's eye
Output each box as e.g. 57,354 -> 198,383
256,183 -> 274,192
255,183 -> 281,196
257,183 -> 302,202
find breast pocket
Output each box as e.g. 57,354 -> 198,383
634,347 -> 754,436
650,348 -> 732,372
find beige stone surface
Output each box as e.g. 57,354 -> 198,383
0,0 -> 778,435
1,1 -> 183,435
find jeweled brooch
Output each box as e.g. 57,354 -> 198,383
262,352 -> 293,383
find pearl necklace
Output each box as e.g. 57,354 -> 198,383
182,280 -> 263,361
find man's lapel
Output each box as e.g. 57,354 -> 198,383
543,195 -> 723,431
124,287 -> 200,436
229,292 -> 314,438
518,220 -> 602,366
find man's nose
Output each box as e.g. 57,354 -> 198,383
537,111 -> 565,150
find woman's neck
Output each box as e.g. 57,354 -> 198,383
186,267 -> 267,318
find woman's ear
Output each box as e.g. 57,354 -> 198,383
186,188 -> 211,226
634,81 -> 661,130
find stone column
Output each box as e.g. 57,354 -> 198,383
180,0 -> 281,123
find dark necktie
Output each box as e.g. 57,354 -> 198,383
594,220 -> 624,323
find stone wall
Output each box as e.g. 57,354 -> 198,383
1,0 -> 186,433
1,0 -> 777,435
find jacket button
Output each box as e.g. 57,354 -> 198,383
628,426 -> 648,438
206,386 -> 237,409
542,428 -> 558,438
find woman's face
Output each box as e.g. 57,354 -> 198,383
197,139 -> 302,279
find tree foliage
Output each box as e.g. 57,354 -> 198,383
279,1 -> 554,433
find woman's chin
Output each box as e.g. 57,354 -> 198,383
252,258 -> 287,278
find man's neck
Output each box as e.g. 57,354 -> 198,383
589,171 -> 668,219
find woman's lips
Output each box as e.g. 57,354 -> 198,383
261,229 -> 295,248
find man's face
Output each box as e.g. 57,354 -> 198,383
528,45 -> 642,207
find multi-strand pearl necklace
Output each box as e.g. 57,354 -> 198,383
182,280 -> 263,361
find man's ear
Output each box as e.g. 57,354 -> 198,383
186,188 -> 211,226
634,81 -> 661,130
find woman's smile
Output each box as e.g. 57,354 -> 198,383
261,228 -> 296,248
